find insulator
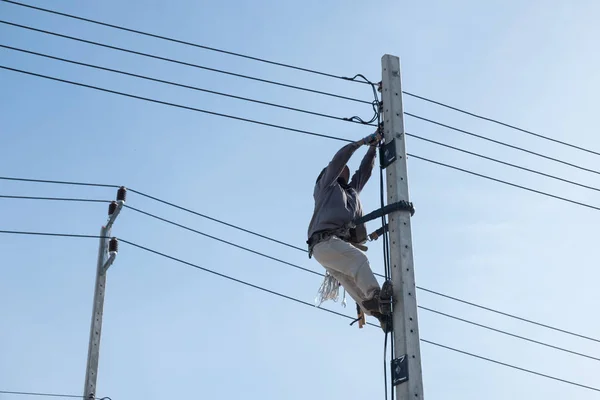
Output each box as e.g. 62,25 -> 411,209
108,201 -> 117,215
117,186 -> 127,202
108,237 -> 118,253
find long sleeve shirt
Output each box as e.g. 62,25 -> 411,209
307,142 -> 377,242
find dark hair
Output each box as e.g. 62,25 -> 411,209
316,167 -> 326,183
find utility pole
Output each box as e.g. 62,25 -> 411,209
380,54 -> 424,399
83,187 -> 126,400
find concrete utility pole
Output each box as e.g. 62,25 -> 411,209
83,187 -> 126,400
380,54 -> 425,399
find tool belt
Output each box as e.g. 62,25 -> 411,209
307,226 -> 368,258
307,227 -> 349,258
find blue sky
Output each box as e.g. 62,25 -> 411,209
1,0 -> 600,399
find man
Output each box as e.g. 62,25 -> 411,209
307,128 -> 392,332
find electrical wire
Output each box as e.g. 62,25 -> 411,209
7,44 -> 595,195
417,287 -> 600,344
0,0 -> 370,84
0,20 -> 371,105
119,238 -> 367,324
0,64 -> 351,143
3,174 -> 600,345
403,91 -> 600,157
0,44 -> 372,126
408,154 -> 600,212
123,206 -> 600,364
0,390 -> 106,399
407,132 -> 600,193
0,194 -> 110,202
422,339 -> 600,393
420,306 -> 600,362
5,0 -> 597,159
127,189 -> 308,253
124,204 -> 320,276
6,64 -> 600,216
0,176 -> 118,188
9,0 -> 596,163
0,230 -> 105,239
119,238 -> 600,394
406,112 -> 600,176
1,227 -> 598,392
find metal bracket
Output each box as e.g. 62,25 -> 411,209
380,139 -> 397,168
391,355 -> 409,386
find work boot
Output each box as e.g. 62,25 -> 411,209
361,289 -> 381,315
361,280 -> 394,316
379,280 -> 393,316
372,311 -> 392,333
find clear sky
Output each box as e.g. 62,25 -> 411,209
1,0 -> 600,399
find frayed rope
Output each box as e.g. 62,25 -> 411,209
315,272 -> 346,308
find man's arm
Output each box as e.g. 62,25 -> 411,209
318,141 -> 362,187
349,145 -> 377,192
317,131 -> 382,188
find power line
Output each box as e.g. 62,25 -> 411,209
3,174 -> 600,345
0,20 -> 371,105
124,204 -> 321,277
124,206 -> 600,363
0,44 -> 374,126
127,188 -> 307,253
402,91 -> 600,158
2,227 -> 598,392
417,287 -> 600,344
6,0 -> 598,165
406,112 -> 600,176
118,238 -> 366,324
0,0 -> 369,84
407,132 -> 600,193
120,238 -> 600,394
5,64 -> 600,215
9,0 -> 596,166
0,230 -> 105,239
410,154 -> 600,212
0,64 -> 351,143
3,173 -> 600,345
0,390 -> 81,399
420,306 -> 600,363
0,176 -> 117,188
11,0 -> 597,165
122,192 -> 600,346
422,339 -> 600,393
0,390 -> 109,399
0,194 -> 110,203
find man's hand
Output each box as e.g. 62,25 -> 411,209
361,127 -> 383,146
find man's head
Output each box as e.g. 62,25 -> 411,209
316,165 -> 350,185
338,165 -> 350,184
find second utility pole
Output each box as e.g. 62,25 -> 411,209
380,54 -> 425,399
83,187 -> 126,400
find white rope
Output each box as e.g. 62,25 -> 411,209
315,272 -> 346,307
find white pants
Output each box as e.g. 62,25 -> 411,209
312,236 -> 381,315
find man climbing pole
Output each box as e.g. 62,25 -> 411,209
307,127 -> 392,332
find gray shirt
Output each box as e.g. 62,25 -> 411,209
307,142 -> 377,243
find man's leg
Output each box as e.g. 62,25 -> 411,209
312,236 -> 380,315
